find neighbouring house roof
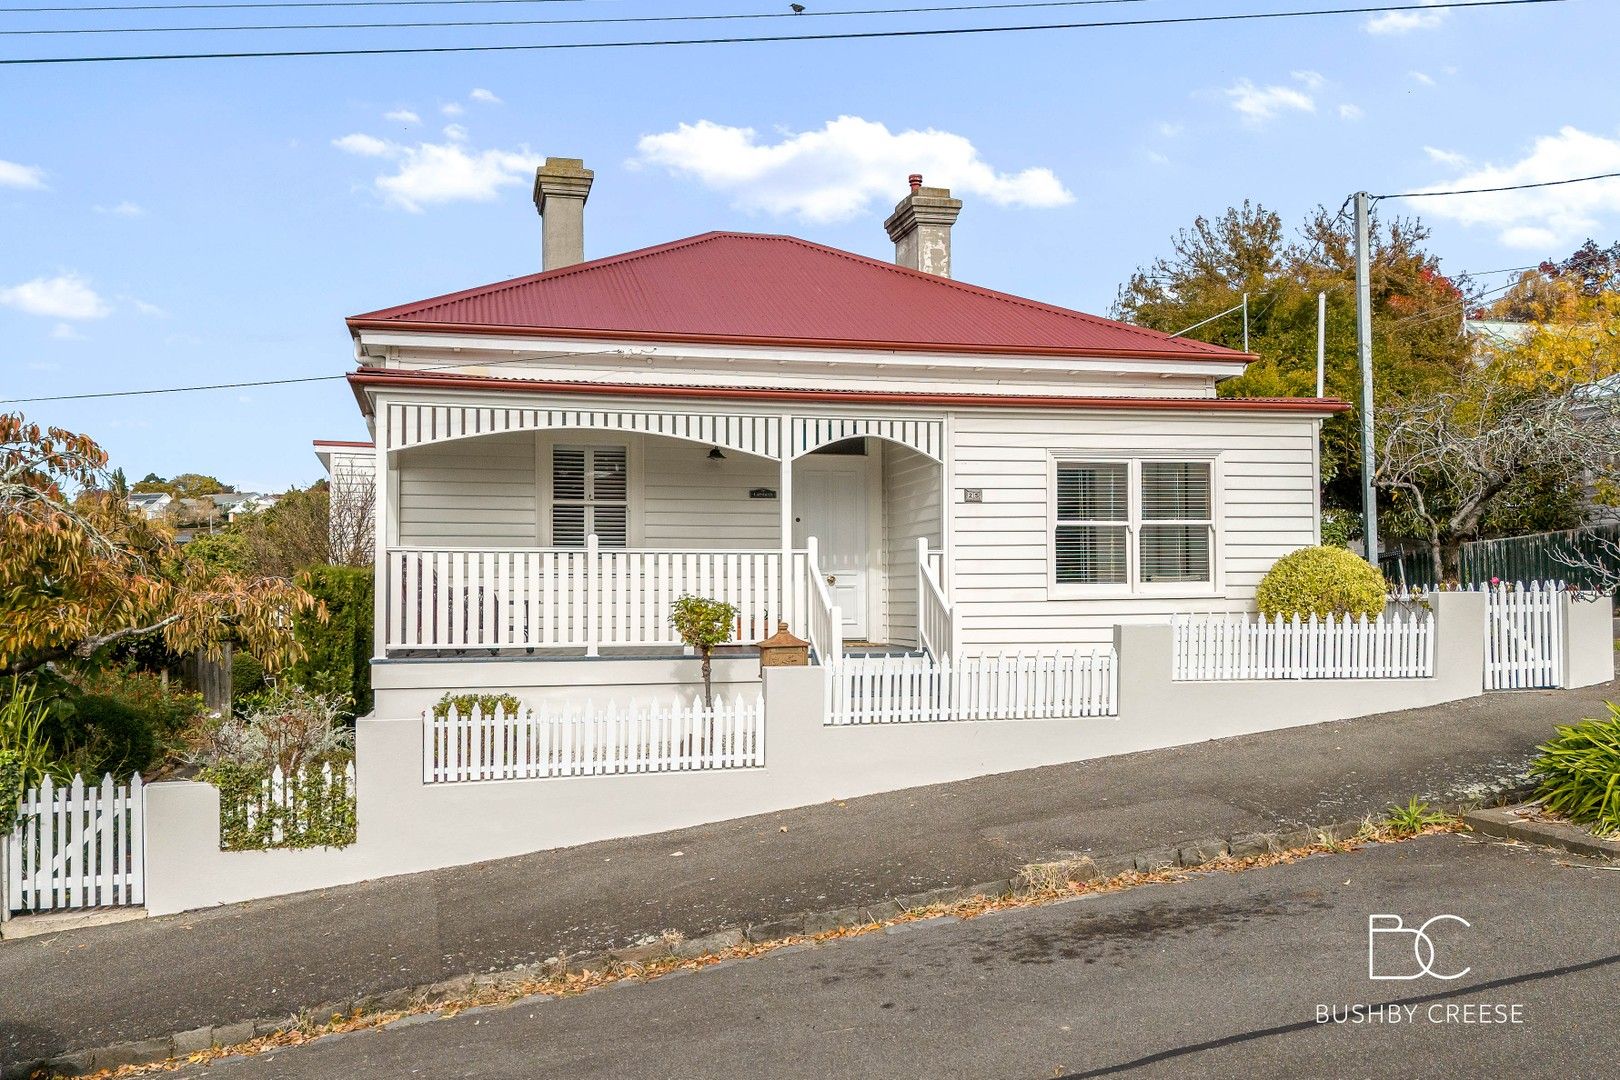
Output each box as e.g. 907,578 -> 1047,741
347,232 -> 1252,364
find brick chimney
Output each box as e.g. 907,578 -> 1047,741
883,174 -> 963,278
533,157 -> 595,271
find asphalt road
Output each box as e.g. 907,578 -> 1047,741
166,834 -> 1620,1080
9,680 -> 1601,1070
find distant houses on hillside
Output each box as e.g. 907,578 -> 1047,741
126,489 -> 281,540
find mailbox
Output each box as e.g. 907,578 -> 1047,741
757,621 -> 810,669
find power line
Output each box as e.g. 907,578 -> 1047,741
0,0 -> 1580,65
0,0 -> 1153,37
0,0 -> 585,12
1376,170 -> 1620,201
0,349 -> 590,405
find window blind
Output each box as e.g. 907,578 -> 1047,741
1139,461 -> 1211,583
1055,461 -> 1129,585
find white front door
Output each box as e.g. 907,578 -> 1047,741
793,455 -> 871,641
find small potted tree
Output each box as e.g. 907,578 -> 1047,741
670,594 -> 739,708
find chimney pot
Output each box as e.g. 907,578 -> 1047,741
533,156 -> 594,271
884,178 -> 963,278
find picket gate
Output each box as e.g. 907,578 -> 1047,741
1481,581 -> 1565,690
4,773 -> 144,914
424,694 -> 765,784
827,650 -> 1118,726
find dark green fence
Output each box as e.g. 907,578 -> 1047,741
1380,524 -> 1620,591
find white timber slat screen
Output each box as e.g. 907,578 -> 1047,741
424,696 -> 765,783
1482,581 -> 1565,689
242,762 -> 357,848
1172,610 -> 1435,680
827,650 -> 1117,725
4,773 -> 144,914
386,541 -> 805,654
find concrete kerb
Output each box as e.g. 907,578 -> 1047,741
1464,804 -> 1620,861
18,808 -> 1487,1080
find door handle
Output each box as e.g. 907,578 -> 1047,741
826,574 -> 836,585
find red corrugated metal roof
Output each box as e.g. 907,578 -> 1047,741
348,232 -> 1249,364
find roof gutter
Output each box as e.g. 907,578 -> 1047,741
344,318 -> 1257,365
346,368 -> 1348,416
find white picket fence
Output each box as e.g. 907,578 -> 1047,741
827,650 -> 1118,725
240,761 -> 357,847
1172,610 -> 1435,680
424,695 -> 766,783
4,773 -> 144,914
1482,581 -> 1565,689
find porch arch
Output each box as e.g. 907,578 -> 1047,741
789,416 -> 943,463
382,401 -> 784,460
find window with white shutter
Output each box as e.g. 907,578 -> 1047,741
1052,457 -> 1216,592
552,445 -> 629,547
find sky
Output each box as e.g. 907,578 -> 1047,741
2,0 -> 1618,492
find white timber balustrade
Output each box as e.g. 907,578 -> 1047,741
424,696 -> 765,783
804,536 -> 844,665
917,537 -> 958,663
386,538 -> 808,654
828,650 -> 1117,725
1172,608 -> 1436,681
5,773 -> 144,914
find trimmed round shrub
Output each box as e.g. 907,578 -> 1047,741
1255,545 -> 1387,620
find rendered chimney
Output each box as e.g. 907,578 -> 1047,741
883,174 -> 963,278
533,157 -> 595,271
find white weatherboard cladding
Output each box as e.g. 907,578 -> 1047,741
790,416 -> 943,461
634,436 -> 781,549
881,444 -> 943,647
396,431 -> 538,546
949,411 -> 1319,649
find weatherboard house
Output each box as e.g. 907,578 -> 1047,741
321,159 -> 1344,716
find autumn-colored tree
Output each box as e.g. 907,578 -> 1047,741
1115,202 -> 1475,517
1476,241 -> 1620,394
0,414 -> 317,678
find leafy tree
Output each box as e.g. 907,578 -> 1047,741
670,595 -> 738,707
0,413 -> 317,678
230,479 -> 373,579
1115,202 -> 1475,515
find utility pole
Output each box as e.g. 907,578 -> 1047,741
1354,191 -> 1379,565
1316,290 -> 1326,398
1242,292 -> 1250,353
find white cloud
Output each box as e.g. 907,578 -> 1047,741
469,88 -> 501,104
633,116 -> 1073,223
1224,79 -> 1315,125
1145,150 -> 1170,166
1339,103 -> 1365,121
130,298 -> 168,318
1407,126 -> 1620,250
333,133 -> 392,157
1411,71 -> 1437,86
0,158 -> 47,190
0,273 -> 111,320
1291,70 -> 1326,90
333,130 -> 537,212
95,200 -> 146,217
1365,0 -> 1447,34
384,109 -> 421,124
1423,146 -> 1470,168
51,323 -> 84,341
441,102 -> 465,117
1157,121 -> 1184,138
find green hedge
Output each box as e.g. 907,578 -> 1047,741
0,749 -> 22,834
203,759 -> 357,851
291,565 -> 373,715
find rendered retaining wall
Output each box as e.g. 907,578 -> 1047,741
142,591 -> 1609,916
